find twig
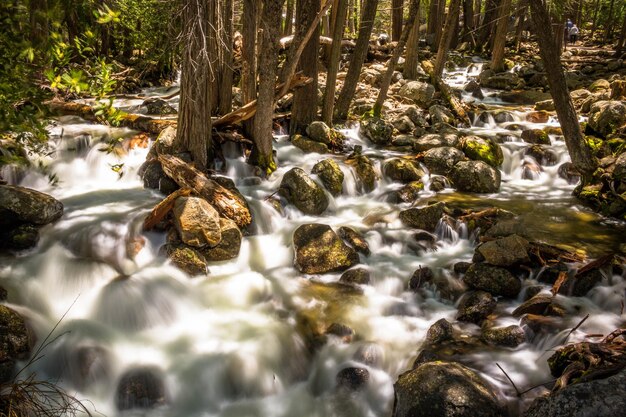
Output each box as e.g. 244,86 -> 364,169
519,378 -> 557,395
561,314 -> 590,345
496,363 -> 521,397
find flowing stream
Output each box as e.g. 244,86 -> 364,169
1,66 -> 625,417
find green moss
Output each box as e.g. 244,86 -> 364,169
249,148 -> 277,176
463,138 -> 503,167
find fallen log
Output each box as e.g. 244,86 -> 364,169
143,188 -> 192,231
158,154 -> 252,228
422,60 -> 471,127
47,100 -> 177,134
280,35 -> 355,49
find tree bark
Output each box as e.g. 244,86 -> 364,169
514,0 -> 527,51
241,0 -> 258,137
217,0 -> 234,115
616,12 -> 626,55
289,0 -> 322,134
251,0 -> 286,175
158,155 -> 252,228
322,0 -> 349,125
334,0 -> 379,121
404,5 -> 422,79
433,0 -> 461,78
477,0 -> 498,52
392,0 -> 404,41
529,0 -> 596,178
490,0 -> 512,73
373,0 -> 421,117
176,0 -> 213,169
461,0 -> 476,45
426,0 -> 441,49
604,0 -> 615,41
284,0 -> 295,35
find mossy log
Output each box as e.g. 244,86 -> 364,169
158,154 -> 252,228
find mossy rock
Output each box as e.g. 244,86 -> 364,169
521,129 -> 551,145
348,155 -> 377,193
359,117 -> 393,145
399,202 -> 446,232
293,224 -> 360,274
383,158 -> 425,183
461,136 -> 504,168
279,168 -> 329,215
0,305 -> 32,382
291,134 -> 330,154
463,263 -> 521,298
311,159 -> 344,196
161,243 -> 209,276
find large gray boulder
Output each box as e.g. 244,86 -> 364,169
393,361 -> 503,417
423,147 -> 466,175
399,202 -> 446,232
523,370 -> 626,417
450,161 -> 501,193
413,133 -> 460,152
0,185 -> 63,227
476,235 -> 530,267
173,197 -> 221,248
293,224 -> 359,274
463,263 -> 521,298
398,81 -> 436,106
588,100 -> 626,138
279,168 -> 329,215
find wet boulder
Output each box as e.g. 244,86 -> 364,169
306,121 -> 333,145
588,79 -> 610,93
456,290 -> 497,324
391,115 -> 416,134
279,168 -> 329,215
588,100 -> 626,138
525,110 -> 550,123
610,79 -> 626,99
336,367 -> 370,391
291,134 -> 329,154
476,234 -> 530,267
464,80 -> 484,99
523,370 -> 626,417
398,81 -> 435,106
463,263 -> 521,298
200,218 -> 242,262
160,243 -> 209,276
512,294 -> 564,317
522,161 -> 542,180
429,105 -> 455,125
383,158 -> 425,183
393,361 -> 503,417
143,97 -> 177,115
349,155 -> 377,194
482,325 -> 526,347
338,226 -> 370,256
479,70 -> 523,91
340,267 -> 371,285
557,162 -> 581,184
139,160 -> 179,195
525,145 -> 558,166
450,161 -> 501,193
460,136 -> 503,168
359,117 -> 393,145
413,133 -> 460,152
116,366 -> 168,410
5,224 -> 40,251
534,99 -> 555,111
614,152 -> 626,181
0,305 -> 32,383
153,126 -> 180,156
293,224 -> 359,274
423,146 -> 466,175
521,128 -> 551,145
399,202 -> 446,232
425,318 -> 454,344
312,159 -> 344,196
173,197 -> 222,248
0,185 -> 63,227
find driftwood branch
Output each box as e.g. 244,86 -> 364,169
143,188 -> 192,231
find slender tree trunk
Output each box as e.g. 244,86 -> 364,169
324,0 -> 340,63
217,0 -> 234,115
490,0 -> 512,72
404,5 -> 422,79
373,0 -> 421,117
514,0 -> 527,50
30,0 -> 49,47
392,0 -> 404,41
242,0 -> 258,137
427,0 -> 441,49
251,0 -> 286,175
290,0 -> 321,134
604,0 -> 615,41
435,0 -> 447,47
284,0 -> 295,35
434,0 -> 461,78
477,0 -> 498,52
450,4 -> 462,49
575,0 -> 583,28
590,0 -> 600,39
322,0 -> 349,124
529,0 -> 596,178
177,0 -> 213,169
616,12 -> 626,55
462,0 -> 476,45
335,0 -> 379,120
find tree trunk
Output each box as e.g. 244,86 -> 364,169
241,0 -> 258,137
29,0 -> 49,47
334,0 -> 379,121
347,0 -> 356,35
373,0 -> 421,117
514,0 -> 527,50
322,0 -> 349,125
616,12 -> 626,55
392,0 -> 404,41
251,0 -> 285,175
426,0 -> 441,49
290,0 -> 321,134
436,0 -> 447,47
176,0 -> 213,169
284,0 -> 295,35
590,0 -> 600,39
404,5 -> 422,79
604,0 -> 615,41
490,0 -> 512,72
477,0 -> 498,52
433,0 -> 461,78
529,0 -> 596,178
217,0 -> 234,115
461,0 -> 476,45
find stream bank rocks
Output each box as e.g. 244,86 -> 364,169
393,361 -> 503,417
0,184 -> 64,252
0,305 -> 33,383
